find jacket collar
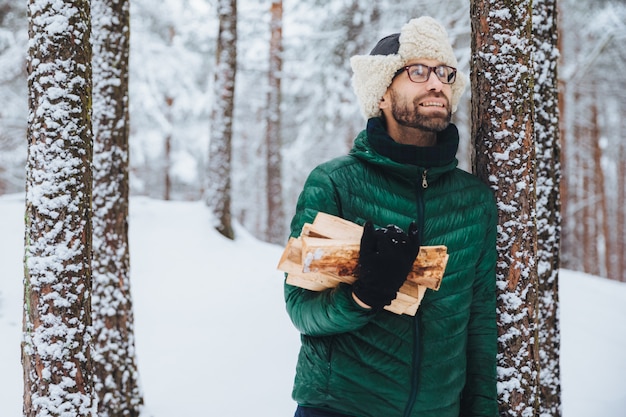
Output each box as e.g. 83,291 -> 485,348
364,117 -> 459,168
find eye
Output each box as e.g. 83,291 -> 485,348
409,64 -> 427,78
434,66 -> 448,78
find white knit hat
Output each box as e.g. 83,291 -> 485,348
350,16 -> 467,119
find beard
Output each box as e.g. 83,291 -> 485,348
389,89 -> 452,132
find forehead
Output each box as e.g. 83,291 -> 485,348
404,58 -> 446,67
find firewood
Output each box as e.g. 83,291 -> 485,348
280,238 -> 349,290
278,213 -> 449,316
300,236 -> 447,290
302,212 -> 362,240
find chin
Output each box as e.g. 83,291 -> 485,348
414,115 -> 451,132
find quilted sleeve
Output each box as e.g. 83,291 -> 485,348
284,164 -> 374,337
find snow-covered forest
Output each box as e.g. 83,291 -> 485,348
2,0 -> 625,280
1,196 -> 625,416
1,0 -> 625,279
1,0 -> 626,416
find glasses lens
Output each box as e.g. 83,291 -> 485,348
435,66 -> 456,84
406,65 -> 456,84
443,66 -> 456,84
408,65 -> 428,82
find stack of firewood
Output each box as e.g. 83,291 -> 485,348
277,212 -> 449,315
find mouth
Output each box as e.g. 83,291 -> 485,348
420,101 -> 446,108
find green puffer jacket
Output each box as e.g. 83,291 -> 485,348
285,118 -> 498,417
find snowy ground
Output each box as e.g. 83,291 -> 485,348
1,194 -> 625,416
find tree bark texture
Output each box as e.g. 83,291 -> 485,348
470,1 -> 540,415
265,0 -> 285,244
206,0 -> 237,240
23,0 -> 95,415
533,0 -> 562,414
91,0 -> 144,415
591,96 -> 609,279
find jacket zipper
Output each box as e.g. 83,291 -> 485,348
403,315 -> 422,417
403,169 -> 427,417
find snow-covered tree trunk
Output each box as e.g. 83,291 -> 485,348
206,0 -> 237,240
91,0 -> 143,415
265,0 -> 285,244
533,0 -> 562,414
23,0 -> 95,415
470,1 -> 540,415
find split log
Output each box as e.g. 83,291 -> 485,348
300,236 -> 447,290
278,212 -> 449,315
302,212 -> 362,240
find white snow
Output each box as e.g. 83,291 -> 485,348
1,194 -> 625,416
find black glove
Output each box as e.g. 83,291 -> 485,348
353,221 -> 421,311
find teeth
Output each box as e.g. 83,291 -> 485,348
422,102 -> 443,107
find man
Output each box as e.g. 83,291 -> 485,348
285,16 -> 498,417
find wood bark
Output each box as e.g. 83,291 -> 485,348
533,0 -> 562,413
206,0 -> 237,239
91,0 -> 143,415
23,0 -> 95,415
582,103 -> 599,275
567,89 -> 585,272
470,0 -> 540,415
591,95 -> 610,278
265,0 -> 285,244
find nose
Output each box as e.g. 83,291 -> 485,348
425,72 -> 444,91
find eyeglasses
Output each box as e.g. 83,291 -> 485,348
394,64 -> 457,84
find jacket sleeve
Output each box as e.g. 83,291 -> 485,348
284,164 -> 374,337
461,197 -> 499,417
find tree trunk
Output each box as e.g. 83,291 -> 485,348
566,90 -> 586,272
470,1 -> 540,415
557,1 -> 572,273
265,0 -> 285,244
206,0 -> 237,240
532,0 -> 562,414
581,101 -> 599,275
91,0 -> 144,415
23,1 -> 95,415
591,94 -> 610,279
0,166 -> 6,195
164,96 -> 174,201
618,108 -> 626,282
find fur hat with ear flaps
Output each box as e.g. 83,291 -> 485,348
350,16 -> 467,120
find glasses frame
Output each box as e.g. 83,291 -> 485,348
394,64 -> 457,85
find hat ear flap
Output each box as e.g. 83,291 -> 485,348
350,54 -> 404,120
449,70 -> 467,114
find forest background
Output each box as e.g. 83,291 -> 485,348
2,0 -> 626,416
1,0 -> 626,282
